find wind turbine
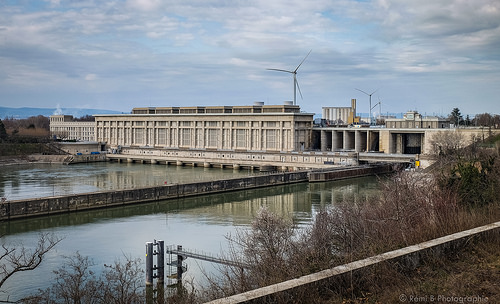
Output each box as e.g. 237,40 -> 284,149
355,88 -> 379,125
267,50 -> 312,106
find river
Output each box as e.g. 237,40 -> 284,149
0,162 -> 381,300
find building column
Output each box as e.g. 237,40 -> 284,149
388,132 -> 395,153
343,130 -> 349,150
366,130 -> 371,152
321,130 -> 327,151
331,131 -> 339,151
355,130 -> 362,152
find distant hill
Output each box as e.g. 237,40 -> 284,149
0,107 -> 124,119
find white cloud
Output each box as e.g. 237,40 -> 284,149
85,74 -> 97,81
0,0 -> 498,115
126,0 -> 162,12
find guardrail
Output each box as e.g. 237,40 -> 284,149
205,221 -> 500,304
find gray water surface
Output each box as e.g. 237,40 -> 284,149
0,163 -> 381,300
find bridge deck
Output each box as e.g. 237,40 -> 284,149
166,246 -> 248,268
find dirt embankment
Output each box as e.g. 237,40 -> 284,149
0,142 -> 70,166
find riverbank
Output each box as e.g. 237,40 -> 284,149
0,155 -> 71,166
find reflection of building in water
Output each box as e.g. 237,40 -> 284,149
82,165 -> 252,191
202,177 -> 380,226
309,177 -> 380,206
199,184 -> 311,226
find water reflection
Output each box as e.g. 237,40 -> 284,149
0,162 -> 382,301
0,162 -> 254,200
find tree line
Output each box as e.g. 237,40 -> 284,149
449,108 -> 500,127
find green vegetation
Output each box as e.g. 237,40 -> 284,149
0,119 -> 7,142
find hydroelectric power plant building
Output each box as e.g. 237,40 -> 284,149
94,103 -> 313,153
51,102 -> 494,169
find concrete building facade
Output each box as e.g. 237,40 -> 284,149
385,111 -> 449,129
322,99 -> 359,125
50,115 -> 95,141
94,104 -> 314,153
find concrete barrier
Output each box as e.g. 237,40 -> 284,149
308,164 -> 394,182
205,221 -> 500,304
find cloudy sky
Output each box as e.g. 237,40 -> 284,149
1,0 -> 499,118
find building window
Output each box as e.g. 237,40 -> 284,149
158,129 -> 166,145
181,129 -> 191,146
236,129 -> 246,148
207,129 -> 218,147
195,129 -> 203,147
134,129 -> 144,145
266,129 -> 277,149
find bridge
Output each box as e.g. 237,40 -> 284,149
166,245 -> 248,269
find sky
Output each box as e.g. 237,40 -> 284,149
0,0 -> 499,118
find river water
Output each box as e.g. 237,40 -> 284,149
0,162 -> 381,300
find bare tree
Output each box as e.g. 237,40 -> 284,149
428,130 -> 467,157
25,253 -> 144,304
100,256 -> 144,304
0,233 -> 61,290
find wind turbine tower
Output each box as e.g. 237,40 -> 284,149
267,50 -> 312,106
355,88 -> 378,125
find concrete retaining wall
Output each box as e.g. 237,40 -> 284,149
205,221 -> 500,304
0,171 -> 309,220
308,164 -> 394,182
69,153 -> 107,164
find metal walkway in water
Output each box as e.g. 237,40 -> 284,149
166,245 -> 249,268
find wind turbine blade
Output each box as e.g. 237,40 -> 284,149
355,88 -> 370,96
370,88 -> 380,95
294,49 -> 312,72
267,68 -> 294,74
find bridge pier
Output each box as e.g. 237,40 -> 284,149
332,131 -> 342,151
